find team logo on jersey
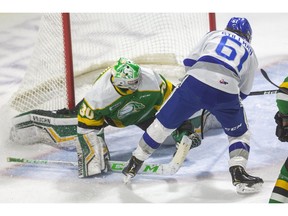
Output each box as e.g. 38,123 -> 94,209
219,79 -> 228,85
118,101 -> 145,119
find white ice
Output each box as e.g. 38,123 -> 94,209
0,13 -> 288,214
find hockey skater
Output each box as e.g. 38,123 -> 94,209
122,17 -> 264,193
269,76 -> 288,203
76,57 -> 202,178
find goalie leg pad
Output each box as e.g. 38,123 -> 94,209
10,109 -> 78,149
76,131 -> 109,178
97,128 -> 110,172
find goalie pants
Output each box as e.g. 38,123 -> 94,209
143,75 -> 250,162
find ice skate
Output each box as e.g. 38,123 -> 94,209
229,165 -> 264,194
122,156 -> 143,184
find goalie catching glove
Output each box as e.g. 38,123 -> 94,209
274,111 -> 288,142
76,128 -> 110,178
172,120 -> 201,149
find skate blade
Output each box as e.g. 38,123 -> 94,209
236,182 -> 263,194
123,174 -> 133,184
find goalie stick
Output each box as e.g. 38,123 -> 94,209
7,137 -> 192,175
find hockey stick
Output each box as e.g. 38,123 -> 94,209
249,89 -> 278,96
7,137 -> 192,175
7,157 -> 77,166
260,69 -> 288,94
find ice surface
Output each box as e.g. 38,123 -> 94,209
0,12 -> 287,215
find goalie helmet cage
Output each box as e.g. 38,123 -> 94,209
9,13 -> 216,113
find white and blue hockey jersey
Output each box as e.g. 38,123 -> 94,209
183,30 -> 258,99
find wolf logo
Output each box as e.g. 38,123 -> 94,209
118,101 -> 145,119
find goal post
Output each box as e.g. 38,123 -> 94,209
209,13 -> 216,31
9,13 -> 216,113
62,13 -> 75,110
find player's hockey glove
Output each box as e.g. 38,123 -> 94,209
274,111 -> 288,142
122,156 -> 143,178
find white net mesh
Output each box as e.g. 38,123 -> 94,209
9,13 -> 211,113
10,14 -> 67,112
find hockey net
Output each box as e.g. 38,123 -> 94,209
9,13 -> 215,113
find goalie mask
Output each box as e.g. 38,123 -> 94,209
112,57 -> 141,91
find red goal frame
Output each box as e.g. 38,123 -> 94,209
62,13 -> 217,110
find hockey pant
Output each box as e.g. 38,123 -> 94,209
141,75 -> 251,167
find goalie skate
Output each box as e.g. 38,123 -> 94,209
229,165 -> 264,194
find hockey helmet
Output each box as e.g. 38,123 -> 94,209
112,57 -> 141,91
226,17 -> 252,43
